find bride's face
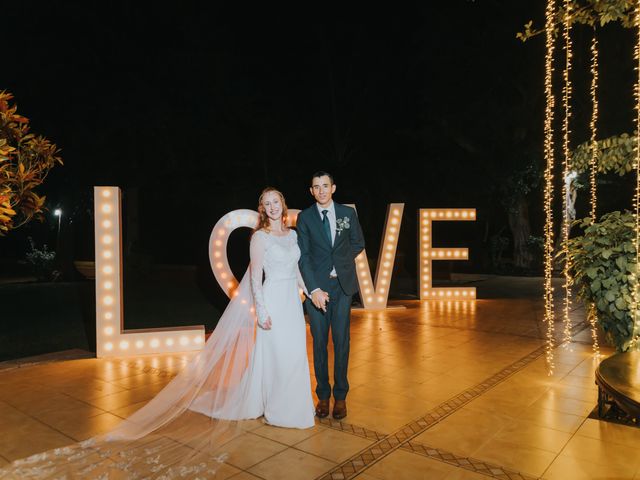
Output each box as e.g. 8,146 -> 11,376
261,191 -> 283,222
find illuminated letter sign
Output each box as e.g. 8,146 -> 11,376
94,191 -> 478,358
350,203 -> 404,310
94,187 -> 205,358
418,209 -> 476,300
209,209 -> 301,297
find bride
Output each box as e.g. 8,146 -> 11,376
0,187 -> 315,479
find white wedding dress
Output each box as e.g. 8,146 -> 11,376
190,229 -> 315,428
0,229 -> 314,479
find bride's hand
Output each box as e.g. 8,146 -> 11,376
261,316 -> 272,330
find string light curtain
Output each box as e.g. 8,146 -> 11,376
633,1 -> 640,350
561,0 -> 574,348
588,31 -> 601,357
543,0 -> 557,372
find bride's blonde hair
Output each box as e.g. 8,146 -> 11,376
255,187 -> 288,233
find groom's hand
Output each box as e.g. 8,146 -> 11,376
311,290 -> 329,312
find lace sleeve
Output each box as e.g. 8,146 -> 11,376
249,231 -> 269,327
292,230 -> 309,297
296,266 -> 309,297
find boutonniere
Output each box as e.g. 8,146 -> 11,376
336,216 -> 351,235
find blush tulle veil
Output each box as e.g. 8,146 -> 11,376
0,269 -> 263,479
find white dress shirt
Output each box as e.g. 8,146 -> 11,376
316,201 -> 337,278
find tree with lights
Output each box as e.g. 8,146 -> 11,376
521,0 -> 640,356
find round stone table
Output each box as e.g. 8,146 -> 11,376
595,351 -> 640,421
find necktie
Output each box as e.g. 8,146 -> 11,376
322,210 -> 332,244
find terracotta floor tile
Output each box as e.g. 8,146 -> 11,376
471,437 -> 557,477
0,419 -> 74,461
347,386 -> 430,418
531,391 -> 595,417
576,418 -> 640,448
0,288 -> 626,479
55,380 -> 128,401
364,449 -> 459,480
55,412 -> 124,442
247,447 -> 335,480
0,401 -> 36,428
251,423 -> 323,446
109,372 -> 172,389
340,404 -> 411,434
493,419 -> 573,453
223,432 -> 288,470
351,473 -> 382,480
561,434 -> 640,474
30,401 -> 105,429
543,452 -> 635,480
413,406 -> 512,457
295,428 -> 374,463
110,400 -> 149,419
510,405 -> 586,433
559,373 -> 600,390
547,383 -> 598,403
85,382 -> 165,411
442,468 -> 494,480
226,472 -> 264,480
236,418 -> 268,432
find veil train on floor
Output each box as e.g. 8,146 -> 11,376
0,269 -> 261,479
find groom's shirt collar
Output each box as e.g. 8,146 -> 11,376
315,201 -> 336,219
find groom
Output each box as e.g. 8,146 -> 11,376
297,171 -> 365,419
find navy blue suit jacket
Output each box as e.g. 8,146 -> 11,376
297,203 -> 365,296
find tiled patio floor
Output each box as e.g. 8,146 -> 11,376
0,276 -> 637,479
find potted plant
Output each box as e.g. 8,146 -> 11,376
568,211 -> 640,352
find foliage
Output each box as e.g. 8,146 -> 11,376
571,133 -> 637,176
568,211 -> 640,351
499,161 -> 540,213
518,0 -> 636,42
0,91 -> 63,235
25,236 -> 60,282
489,232 -> 510,270
527,235 -> 544,256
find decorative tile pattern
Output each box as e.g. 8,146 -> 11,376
316,345 -> 547,480
317,418 -> 385,441
401,441 -> 539,480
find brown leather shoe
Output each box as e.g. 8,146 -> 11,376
315,399 -> 330,418
333,400 -> 347,420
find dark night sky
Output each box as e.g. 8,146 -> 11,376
2,1 -> 638,279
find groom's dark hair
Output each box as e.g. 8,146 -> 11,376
311,171 -> 334,185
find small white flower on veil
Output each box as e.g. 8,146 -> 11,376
336,216 -> 350,235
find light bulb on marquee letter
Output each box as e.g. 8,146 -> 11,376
209,209 -> 301,298
94,187 -> 205,358
347,203 -> 404,310
418,208 -> 476,300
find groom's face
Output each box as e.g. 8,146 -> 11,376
310,175 -> 336,206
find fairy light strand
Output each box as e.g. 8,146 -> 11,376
633,1 -> 640,350
561,0 -> 574,349
588,32 -> 601,357
589,33 -> 599,222
543,0 -> 557,371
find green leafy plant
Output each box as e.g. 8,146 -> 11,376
517,0 -> 636,42
571,133 -> 637,176
0,91 -> 63,235
568,211 -> 640,351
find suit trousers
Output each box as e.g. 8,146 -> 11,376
306,277 -> 352,401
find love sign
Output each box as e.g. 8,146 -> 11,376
94,187 -> 475,358
94,187 -> 205,358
